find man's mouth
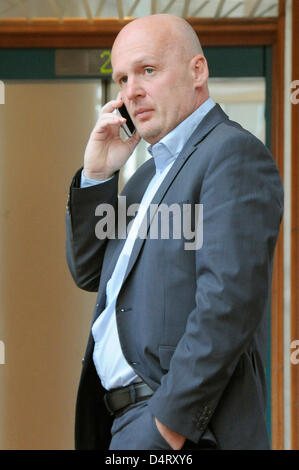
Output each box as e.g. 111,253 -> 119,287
134,108 -> 154,119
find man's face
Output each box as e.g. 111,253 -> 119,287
112,25 -> 199,144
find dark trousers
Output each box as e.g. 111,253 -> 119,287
109,400 -> 214,450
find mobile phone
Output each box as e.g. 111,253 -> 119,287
115,104 -> 135,138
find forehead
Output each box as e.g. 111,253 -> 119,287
111,26 -> 172,77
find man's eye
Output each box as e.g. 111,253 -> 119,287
145,68 -> 154,75
120,76 -> 128,84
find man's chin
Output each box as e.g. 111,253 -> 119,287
137,126 -> 162,145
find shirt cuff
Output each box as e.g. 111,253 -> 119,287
80,170 -> 115,188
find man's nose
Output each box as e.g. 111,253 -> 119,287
126,76 -> 145,100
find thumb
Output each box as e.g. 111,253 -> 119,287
126,131 -> 141,153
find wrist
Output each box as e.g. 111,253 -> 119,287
83,168 -> 115,181
155,417 -> 186,450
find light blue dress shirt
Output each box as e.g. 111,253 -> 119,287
81,97 -> 215,390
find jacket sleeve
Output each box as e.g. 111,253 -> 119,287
65,167 -> 119,292
148,131 -> 284,443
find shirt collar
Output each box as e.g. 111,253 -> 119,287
148,97 -> 215,174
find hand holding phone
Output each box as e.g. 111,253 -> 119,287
83,97 -> 140,181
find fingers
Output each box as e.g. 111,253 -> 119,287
101,95 -> 123,115
91,113 -> 125,138
99,113 -> 126,126
90,96 -> 126,136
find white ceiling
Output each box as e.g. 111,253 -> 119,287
0,0 -> 279,21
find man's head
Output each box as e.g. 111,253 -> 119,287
111,14 -> 209,144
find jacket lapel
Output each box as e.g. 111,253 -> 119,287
92,159 -> 156,322
121,104 -> 228,286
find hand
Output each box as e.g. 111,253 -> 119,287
155,417 -> 186,450
83,94 -> 141,181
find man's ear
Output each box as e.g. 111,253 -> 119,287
190,54 -> 209,89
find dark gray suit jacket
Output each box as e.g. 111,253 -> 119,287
66,104 -> 283,450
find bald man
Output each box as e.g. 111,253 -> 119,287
66,14 -> 283,450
